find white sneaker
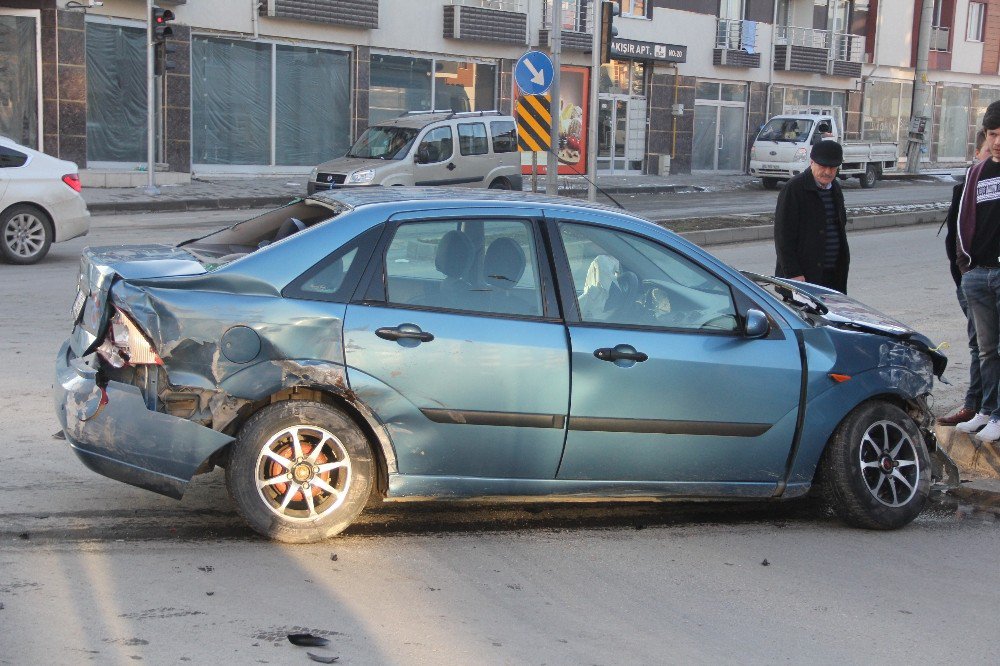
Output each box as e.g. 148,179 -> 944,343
956,412 -> 991,433
976,418 -> 1000,442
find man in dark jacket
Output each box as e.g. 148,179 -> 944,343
773,141 -> 850,293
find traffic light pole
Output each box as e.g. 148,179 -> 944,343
546,0 -> 561,196
145,0 -> 158,194
587,5 -> 600,202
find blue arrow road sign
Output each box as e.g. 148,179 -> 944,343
514,51 -> 554,96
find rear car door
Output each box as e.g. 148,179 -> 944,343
550,219 -> 802,486
343,208 -> 570,479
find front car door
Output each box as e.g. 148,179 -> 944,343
412,125 -> 458,186
550,218 -> 802,490
344,209 -> 570,482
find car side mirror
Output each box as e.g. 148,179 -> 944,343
743,309 -> 769,338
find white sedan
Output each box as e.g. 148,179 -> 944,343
0,136 -> 90,264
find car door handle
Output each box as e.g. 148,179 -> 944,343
376,324 -> 435,343
594,347 -> 648,363
446,162 -> 456,171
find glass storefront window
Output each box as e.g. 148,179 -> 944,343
275,45 -> 350,166
371,55 -> 496,124
86,22 -> 146,163
977,87 -> 1000,126
937,85 -> 972,159
696,81 -> 720,100
192,37 -> 272,165
809,90 -> 832,106
0,15 -> 38,148
721,83 -> 746,102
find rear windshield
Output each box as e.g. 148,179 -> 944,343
179,200 -> 346,268
346,126 -> 418,160
757,118 -> 814,143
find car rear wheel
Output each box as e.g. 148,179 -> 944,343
761,177 -> 780,190
227,401 -> 374,543
488,177 -> 512,190
859,164 -> 878,189
817,401 -> 930,530
0,204 -> 53,265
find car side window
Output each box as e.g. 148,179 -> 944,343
385,219 -> 543,317
490,120 -> 517,153
558,223 -> 739,332
417,126 -> 453,163
0,146 -> 28,168
283,225 -> 382,303
458,122 -> 488,156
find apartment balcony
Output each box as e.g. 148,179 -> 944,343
930,25 -> 951,51
773,25 -> 865,77
713,18 -> 761,68
444,0 -> 529,45
538,0 -> 593,53
259,0 -> 378,28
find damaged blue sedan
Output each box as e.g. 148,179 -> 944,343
55,188 -> 948,542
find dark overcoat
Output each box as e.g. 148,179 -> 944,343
773,169 -> 850,293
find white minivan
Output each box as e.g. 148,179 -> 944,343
308,110 -> 522,194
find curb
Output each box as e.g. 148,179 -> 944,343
675,206 -> 948,247
947,484 -> 1000,514
87,195 -> 300,215
934,426 -> 1000,480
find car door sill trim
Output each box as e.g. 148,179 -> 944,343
568,416 -> 771,437
421,408 -> 566,429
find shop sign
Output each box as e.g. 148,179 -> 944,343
610,37 -> 687,63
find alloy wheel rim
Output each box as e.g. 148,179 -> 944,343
4,213 -> 46,258
255,425 -> 351,521
858,420 -> 919,507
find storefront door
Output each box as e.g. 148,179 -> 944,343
693,81 -> 747,173
597,60 -> 647,175
597,96 -> 632,174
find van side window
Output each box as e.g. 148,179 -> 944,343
417,126 -> 453,163
458,123 -> 489,156
490,120 -> 517,153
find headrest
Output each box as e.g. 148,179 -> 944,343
484,237 -> 526,288
435,230 -> 475,279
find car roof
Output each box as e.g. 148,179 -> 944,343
306,186 -> 639,219
375,111 -> 513,130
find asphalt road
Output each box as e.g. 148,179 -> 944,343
1,211 -> 996,665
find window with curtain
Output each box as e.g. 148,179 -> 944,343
937,85 -> 972,159
86,22 -> 146,163
0,15 -> 38,148
192,37 -> 272,165
370,55 -> 496,124
275,45 -> 350,166
967,2 -> 985,41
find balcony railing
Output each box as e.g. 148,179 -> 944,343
541,0 -> 592,33
774,25 -> 830,49
830,32 -> 866,62
715,18 -> 758,53
930,25 -> 950,52
448,0 -> 526,11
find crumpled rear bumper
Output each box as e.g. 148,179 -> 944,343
54,340 -> 234,499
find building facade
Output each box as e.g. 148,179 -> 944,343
0,0 -> 998,182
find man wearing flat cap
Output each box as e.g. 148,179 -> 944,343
773,140 -> 850,293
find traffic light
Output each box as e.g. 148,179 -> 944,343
151,6 -> 174,44
154,42 -> 177,76
600,0 -> 620,65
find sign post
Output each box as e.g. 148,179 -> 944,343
514,51 -> 555,195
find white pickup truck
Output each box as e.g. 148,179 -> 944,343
749,107 -> 898,190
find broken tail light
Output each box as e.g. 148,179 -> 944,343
62,173 -> 82,192
96,306 -> 163,368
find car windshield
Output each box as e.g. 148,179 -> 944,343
757,118 -> 814,143
346,126 -> 418,160
743,272 -> 828,321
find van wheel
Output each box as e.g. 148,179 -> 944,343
226,401 -> 374,543
816,401 -> 930,530
489,177 -> 512,190
859,164 -> 878,189
761,178 -> 780,190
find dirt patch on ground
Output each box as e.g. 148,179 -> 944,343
655,215 -> 773,233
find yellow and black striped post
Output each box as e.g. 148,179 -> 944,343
515,94 -> 552,153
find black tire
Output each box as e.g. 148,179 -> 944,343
0,204 -> 53,265
226,401 -> 375,543
488,177 -> 512,190
859,164 -> 878,189
761,177 -> 780,190
817,401 -> 930,530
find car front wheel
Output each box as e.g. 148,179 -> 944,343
817,401 -> 930,530
761,177 -> 780,190
227,401 -> 375,543
0,204 -> 53,265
